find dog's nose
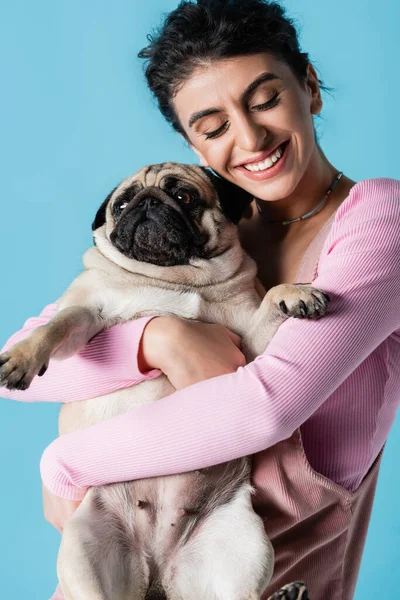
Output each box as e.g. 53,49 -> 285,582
139,197 -> 160,210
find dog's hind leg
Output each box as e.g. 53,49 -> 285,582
163,485 -> 273,600
57,488 -> 147,600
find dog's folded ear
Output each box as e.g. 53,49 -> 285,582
201,168 -> 254,224
92,187 -> 118,232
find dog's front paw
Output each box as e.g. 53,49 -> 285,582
267,581 -> 309,600
0,339 -> 49,391
277,284 -> 330,320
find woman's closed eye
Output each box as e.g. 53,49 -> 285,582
250,91 -> 281,112
204,120 -> 229,140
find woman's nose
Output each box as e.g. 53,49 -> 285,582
233,115 -> 267,153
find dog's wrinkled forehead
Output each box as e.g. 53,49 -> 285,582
114,162 -> 217,205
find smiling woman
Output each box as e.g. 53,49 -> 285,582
0,1 -> 399,599
174,54 -> 326,208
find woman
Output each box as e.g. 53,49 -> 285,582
1,1 -> 399,598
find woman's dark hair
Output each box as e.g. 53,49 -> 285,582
138,0 -> 323,136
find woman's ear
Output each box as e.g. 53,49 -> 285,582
306,64 -> 323,116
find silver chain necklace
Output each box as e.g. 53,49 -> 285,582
255,171 -> 343,226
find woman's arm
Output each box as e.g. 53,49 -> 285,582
0,303 -> 161,403
40,179 -> 400,500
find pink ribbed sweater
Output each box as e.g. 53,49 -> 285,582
1,178 -> 400,501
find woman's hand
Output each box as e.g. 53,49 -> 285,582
42,483 -> 83,533
139,316 -> 246,390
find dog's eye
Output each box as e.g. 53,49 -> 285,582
174,191 -> 193,204
113,202 -> 128,217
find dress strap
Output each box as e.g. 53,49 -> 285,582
294,211 -> 337,283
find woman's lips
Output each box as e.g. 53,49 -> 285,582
235,140 -> 291,181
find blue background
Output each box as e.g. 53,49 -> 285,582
0,1 -> 399,598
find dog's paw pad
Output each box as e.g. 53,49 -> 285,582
0,345 -> 48,391
279,285 -> 330,320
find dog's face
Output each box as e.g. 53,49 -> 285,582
92,163 -> 253,268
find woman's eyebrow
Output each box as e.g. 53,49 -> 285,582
242,72 -> 281,102
189,108 -> 221,128
188,71 -> 281,129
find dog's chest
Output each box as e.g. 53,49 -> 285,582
96,279 -> 206,323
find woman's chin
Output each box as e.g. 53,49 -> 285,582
232,171 -> 300,203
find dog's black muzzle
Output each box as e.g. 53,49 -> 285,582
110,186 -> 208,267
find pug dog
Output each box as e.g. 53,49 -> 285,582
0,163 -> 323,600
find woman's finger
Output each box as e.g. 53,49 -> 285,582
223,328 -> 243,348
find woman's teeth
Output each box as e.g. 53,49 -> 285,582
243,144 -> 284,172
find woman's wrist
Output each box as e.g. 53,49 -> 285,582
137,315 -> 180,373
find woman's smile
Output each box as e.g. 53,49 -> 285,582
235,139 -> 291,181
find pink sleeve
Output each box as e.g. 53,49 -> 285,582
0,303 -> 161,403
40,179 -> 400,501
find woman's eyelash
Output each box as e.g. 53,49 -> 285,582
251,92 -> 281,112
204,120 -> 229,140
